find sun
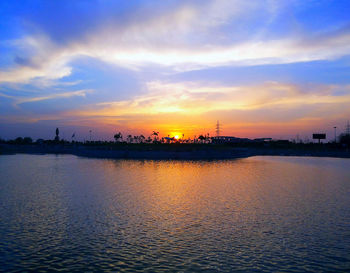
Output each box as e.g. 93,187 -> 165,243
170,132 -> 182,140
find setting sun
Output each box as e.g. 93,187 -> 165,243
170,132 -> 182,140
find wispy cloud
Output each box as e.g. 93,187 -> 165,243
0,89 -> 93,106
70,81 -> 350,118
37,80 -> 347,138
2,81 -> 349,138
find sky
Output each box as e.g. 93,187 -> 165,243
1,0 -> 350,141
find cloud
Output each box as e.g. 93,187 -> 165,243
2,81 -> 349,139
0,89 -> 93,106
68,81 -> 350,120
21,80 -> 341,139
2,0 -> 350,85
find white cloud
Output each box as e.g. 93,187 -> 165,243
1,0 -> 350,85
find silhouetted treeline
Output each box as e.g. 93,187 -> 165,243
4,137 -> 33,144
1,136 -> 349,151
2,135 -> 350,160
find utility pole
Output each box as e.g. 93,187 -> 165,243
334,126 -> 337,143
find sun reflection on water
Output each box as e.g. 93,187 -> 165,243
1,155 -> 350,272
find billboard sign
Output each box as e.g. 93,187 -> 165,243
313,134 -> 326,140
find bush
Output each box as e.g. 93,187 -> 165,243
14,137 -> 24,144
23,137 -> 33,144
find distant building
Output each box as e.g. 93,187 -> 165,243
253,138 -> 272,142
211,136 -> 252,144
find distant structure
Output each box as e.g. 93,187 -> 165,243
254,138 -> 272,142
212,136 -> 252,144
216,120 -> 221,137
312,133 -> 326,144
55,128 -> 60,141
212,120 -> 265,144
346,120 -> 350,135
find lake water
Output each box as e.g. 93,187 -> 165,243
0,154 -> 350,272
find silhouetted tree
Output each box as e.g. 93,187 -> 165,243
14,137 -> 23,144
198,135 -> 206,143
36,139 -> 44,145
127,134 -> 133,143
114,132 -> 122,142
23,137 -> 33,144
151,131 -> 159,142
139,135 -> 145,143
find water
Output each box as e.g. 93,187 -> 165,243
0,154 -> 350,272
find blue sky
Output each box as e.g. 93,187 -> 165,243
1,0 -> 350,140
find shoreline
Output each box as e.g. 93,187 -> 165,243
1,144 -> 349,160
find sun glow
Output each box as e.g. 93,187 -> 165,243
169,132 -> 183,140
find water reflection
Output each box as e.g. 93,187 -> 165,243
0,155 -> 350,272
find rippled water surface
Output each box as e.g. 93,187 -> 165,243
1,154 -> 350,272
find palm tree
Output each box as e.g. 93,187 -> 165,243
198,135 -> 206,144
150,131 -> 159,142
114,132 -> 122,142
133,135 -> 139,143
139,135 -> 145,143
127,134 -> 133,143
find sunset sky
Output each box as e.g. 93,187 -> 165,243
1,0 -> 350,141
